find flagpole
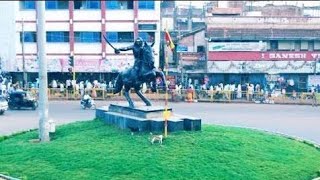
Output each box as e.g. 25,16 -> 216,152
164,21 -> 169,138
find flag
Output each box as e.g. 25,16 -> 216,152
165,29 -> 175,51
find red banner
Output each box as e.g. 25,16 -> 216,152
208,51 -> 320,61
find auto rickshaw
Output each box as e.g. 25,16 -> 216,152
8,91 -> 38,110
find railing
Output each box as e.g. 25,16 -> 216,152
24,88 -> 319,105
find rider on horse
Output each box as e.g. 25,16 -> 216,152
114,37 -> 157,91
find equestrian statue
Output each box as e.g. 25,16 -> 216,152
103,36 -> 167,108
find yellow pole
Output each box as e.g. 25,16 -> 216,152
164,44 -> 168,138
164,21 -> 170,138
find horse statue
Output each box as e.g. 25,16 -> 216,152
112,41 -> 167,108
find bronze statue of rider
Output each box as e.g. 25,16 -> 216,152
114,37 -> 157,92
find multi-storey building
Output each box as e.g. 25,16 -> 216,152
160,1 -> 206,87
0,0 -> 160,83
206,1 -> 320,91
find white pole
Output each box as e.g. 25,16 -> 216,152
22,18 -> 27,89
37,1 -> 50,142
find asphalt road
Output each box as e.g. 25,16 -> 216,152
1,100 -> 319,144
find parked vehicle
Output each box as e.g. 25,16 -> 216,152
8,91 -> 38,110
0,96 -> 8,115
80,98 -> 96,110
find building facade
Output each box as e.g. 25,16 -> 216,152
205,1 -> 320,92
0,0 -> 160,82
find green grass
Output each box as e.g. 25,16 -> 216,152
0,119 -> 319,180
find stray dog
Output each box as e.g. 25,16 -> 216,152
149,133 -> 163,145
129,126 -> 140,135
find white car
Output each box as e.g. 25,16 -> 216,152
0,97 -> 8,115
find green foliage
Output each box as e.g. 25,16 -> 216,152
0,119 -> 319,180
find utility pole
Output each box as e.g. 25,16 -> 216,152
188,1 -> 192,32
22,18 -> 27,89
37,1 -> 50,142
315,58 -> 318,75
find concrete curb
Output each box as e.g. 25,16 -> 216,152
0,174 -> 20,180
218,124 -> 320,149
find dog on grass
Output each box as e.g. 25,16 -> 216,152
149,133 -> 163,145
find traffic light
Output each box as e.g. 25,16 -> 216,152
68,55 -> 74,67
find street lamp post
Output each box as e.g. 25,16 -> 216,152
22,18 -> 27,89
37,1 -> 50,142
314,58 -> 318,75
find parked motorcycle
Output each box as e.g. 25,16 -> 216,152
80,98 -> 96,110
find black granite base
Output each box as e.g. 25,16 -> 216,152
96,103 -> 201,132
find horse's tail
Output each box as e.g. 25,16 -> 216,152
114,74 -> 123,94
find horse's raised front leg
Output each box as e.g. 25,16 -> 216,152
136,88 -> 152,106
124,87 -> 135,108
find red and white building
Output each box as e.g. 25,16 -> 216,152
205,1 -> 320,91
0,0 -> 160,81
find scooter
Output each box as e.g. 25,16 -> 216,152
80,98 -> 96,110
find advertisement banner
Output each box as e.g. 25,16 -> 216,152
208,51 -> 320,61
208,42 -> 267,51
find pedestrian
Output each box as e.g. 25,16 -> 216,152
311,85 -> 317,107
91,86 -> 97,99
60,83 -> 64,93
79,81 -> 84,97
142,83 -> 147,93
237,84 -> 242,99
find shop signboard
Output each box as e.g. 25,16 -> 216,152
208,42 -> 267,51
208,51 -> 320,61
177,45 -> 188,52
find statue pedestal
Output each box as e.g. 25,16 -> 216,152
96,103 -> 201,132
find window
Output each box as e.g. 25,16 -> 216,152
138,32 -> 155,42
106,1 -> 133,10
138,1 -> 155,9
294,40 -> 301,51
74,1 -> 100,9
197,46 -> 205,53
45,1 -> 68,9
106,32 -> 134,42
106,32 -> 118,43
308,41 -> 314,51
20,32 -> 36,42
47,32 -> 69,42
138,24 -> 157,30
74,32 -> 101,43
270,40 -> 278,51
20,1 -> 35,10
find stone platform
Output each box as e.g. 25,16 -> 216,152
96,103 -> 201,132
